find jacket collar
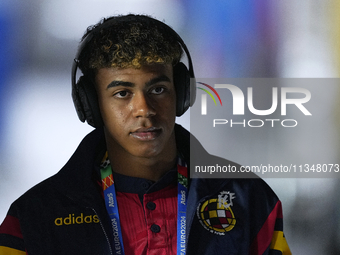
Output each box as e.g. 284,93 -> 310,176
51,128 -> 105,206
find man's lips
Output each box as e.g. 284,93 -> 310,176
130,127 -> 162,141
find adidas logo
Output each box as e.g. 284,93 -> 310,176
54,213 -> 99,226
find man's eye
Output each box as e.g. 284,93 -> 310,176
114,91 -> 129,98
151,87 -> 165,95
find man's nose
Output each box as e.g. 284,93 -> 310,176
131,92 -> 156,118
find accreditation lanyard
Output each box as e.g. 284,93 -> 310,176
100,158 -> 188,255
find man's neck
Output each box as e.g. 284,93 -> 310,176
108,155 -> 177,182
105,134 -> 177,182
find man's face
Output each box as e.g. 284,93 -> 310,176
95,64 -> 177,159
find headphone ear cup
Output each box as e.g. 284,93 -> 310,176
173,62 -> 191,116
72,76 -> 86,123
75,76 -> 103,128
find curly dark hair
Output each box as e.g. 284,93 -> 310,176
78,14 -> 183,75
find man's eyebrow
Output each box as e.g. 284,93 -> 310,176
145,75 -> 171,87
106,81 -> 134,89
106,74 -> 171,89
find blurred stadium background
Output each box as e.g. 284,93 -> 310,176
1,1 -> 340,254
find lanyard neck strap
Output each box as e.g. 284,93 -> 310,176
100,157 -> 188,255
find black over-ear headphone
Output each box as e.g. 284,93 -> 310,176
72,15 -> 196,128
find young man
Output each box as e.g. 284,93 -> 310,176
0,14 -> 291,254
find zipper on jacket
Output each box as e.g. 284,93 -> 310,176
90,207 -> 114,255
